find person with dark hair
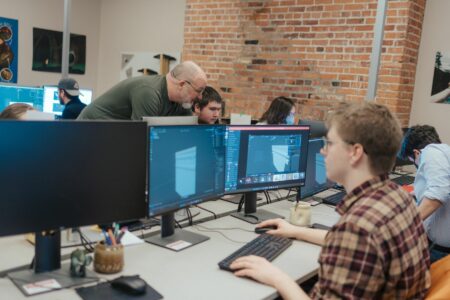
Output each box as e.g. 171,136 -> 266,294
0,103 -> 34,119
192,86 -> 223,124
258,96 -> 295,125
399,125 -> 450,262
58,78 -> 86,119
231,102 -> 430,299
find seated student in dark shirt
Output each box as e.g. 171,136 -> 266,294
57,78 -> 86,119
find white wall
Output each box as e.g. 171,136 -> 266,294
0,0 -> 186,98
0,0 -> 101,93
410,0 -> 450,143
96,0 -> 186,95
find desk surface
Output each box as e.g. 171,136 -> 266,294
0,199 -> 339,300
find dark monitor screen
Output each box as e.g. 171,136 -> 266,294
225,125 -> 310,194
0,121 -> 147,237
148,125 -> 225,217
299,119 -> 327,139
0,85 -> 44,112
301,138 -> 335,198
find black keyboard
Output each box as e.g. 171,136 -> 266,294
218,234 -> 292,272
392,175 -> 415,186
322,191 -> 346,206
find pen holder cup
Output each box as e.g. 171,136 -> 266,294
289,202 -> 312,227
93,242 -> 124,274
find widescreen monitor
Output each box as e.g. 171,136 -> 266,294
300,138 -> 335,199
299,119 -> 327,139
146,125 -> 225,250
0,84 -> 44,112
0,121 -> 147,275
42,86 -> 93,116
225,125 -> 310,223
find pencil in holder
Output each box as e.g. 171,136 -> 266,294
93,242 -> 124,274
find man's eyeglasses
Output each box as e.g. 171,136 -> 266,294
322,136 -> 368,154
322,137 -> 333,150
171,71 -> 205,95
184,80 -> 205,94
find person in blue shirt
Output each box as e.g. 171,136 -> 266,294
258,96 -> 296,125
399,125 -> 450,262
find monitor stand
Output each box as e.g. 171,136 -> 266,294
145,212 -> 209,251
231,192 -> 284,224
8,231 -> 98,297
221,194 -> 263,205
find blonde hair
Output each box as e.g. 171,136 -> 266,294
326,102 -> 402,175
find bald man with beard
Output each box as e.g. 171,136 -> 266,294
77,61 -> 207,120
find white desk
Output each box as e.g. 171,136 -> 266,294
0,201 -> 339,299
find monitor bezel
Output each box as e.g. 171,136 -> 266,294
224,125 -> 310,195
147,124 -> 226,218
300,137 -> 335,199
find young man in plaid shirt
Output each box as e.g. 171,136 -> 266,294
230,102 -> 430,299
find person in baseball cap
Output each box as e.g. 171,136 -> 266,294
57,77 -> 86,119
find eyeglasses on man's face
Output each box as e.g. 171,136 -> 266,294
184,79 -> 205,95
171,71 -> 205,95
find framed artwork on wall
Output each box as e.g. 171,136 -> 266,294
431,51 -> 450,104
0,16 -> 18,83
32,27 -> 86,74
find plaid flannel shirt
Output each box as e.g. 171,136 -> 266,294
310,175 -> 430,299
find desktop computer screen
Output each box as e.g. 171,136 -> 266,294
0,120 -> 147,237
224,125 -> 310,224
148,125 -> 225,217
299,119 -> 327,139
225,125 -> 309,194
0,84 -> 44,112
146,125 -> 225,250
300,138 -> 335,199
42,86 -> 93,116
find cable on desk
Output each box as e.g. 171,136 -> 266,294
174,218 -> 182,229
74,228 -> 95,253
195,204 -> 217,219
265,190 -> 270,203
237,194 -> 245,212
193,224 -> 252,244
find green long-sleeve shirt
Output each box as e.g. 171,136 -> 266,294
77,75 -> 191,120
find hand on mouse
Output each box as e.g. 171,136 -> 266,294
256,219 -> 298,239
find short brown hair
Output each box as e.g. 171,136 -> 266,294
0,103 -> 34,119
326,102 -> 402,175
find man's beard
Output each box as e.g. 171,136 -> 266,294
182,102 -> 192,109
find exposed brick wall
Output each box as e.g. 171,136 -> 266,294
183,0 -> 426,125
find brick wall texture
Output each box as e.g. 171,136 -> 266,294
182,0 -> 426,125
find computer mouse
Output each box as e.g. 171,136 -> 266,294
254,225 -> 277,234
111,275 -> 147,295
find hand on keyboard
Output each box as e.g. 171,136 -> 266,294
230,255 -> 291,288
257,219 -> 298,239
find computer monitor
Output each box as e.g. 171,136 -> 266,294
225,125 -> 310,223
146,125 -> 225,251
299,119 -> 327,138
0,121 -> 147,282
300,138 -> 335,199
42,86 -> 93,116
0,84 -> 44,112
142,115 -> 198,125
